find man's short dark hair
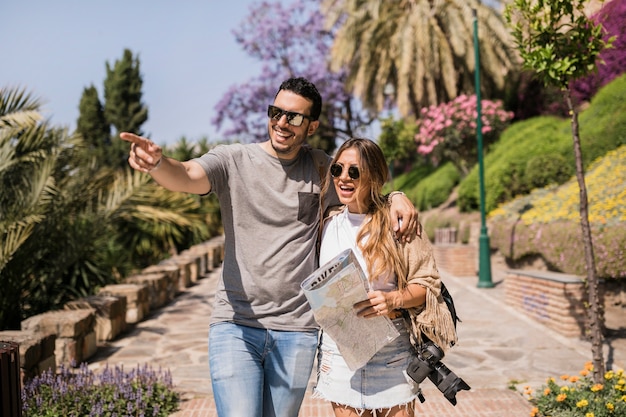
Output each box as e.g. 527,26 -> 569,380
276,77 -> 322,121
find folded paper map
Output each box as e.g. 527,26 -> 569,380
301,248 -> 400,370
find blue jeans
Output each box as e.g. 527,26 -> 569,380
208,322 -> 319,417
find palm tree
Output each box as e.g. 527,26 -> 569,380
0,87 -> 72,328
0,86 -> 217,330
322,0 -> 520,116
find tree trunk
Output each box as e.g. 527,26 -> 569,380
565,90 -> 605,382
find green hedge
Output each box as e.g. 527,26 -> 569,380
410,162 -> 461,211
487,144 -> 626,278
458,73 -> 626,212
387,162 -> 460,212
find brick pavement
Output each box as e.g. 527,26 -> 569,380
172,387 -> 533,417
90,257 -> 624,417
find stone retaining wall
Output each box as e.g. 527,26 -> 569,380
21,309 -> 98,368
65,295 -> 127,342
0,236 -> 225,385
504,270 -> 589,338
433,244 -> 477,277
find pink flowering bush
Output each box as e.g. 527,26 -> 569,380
415,95 -> 514,176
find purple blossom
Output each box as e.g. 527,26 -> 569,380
211,0 -> 369,151
571,0 -> 626,103
21,362 -> 179,416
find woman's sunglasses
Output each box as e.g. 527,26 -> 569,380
267,105 -> 312,127
330,163 -> 360,180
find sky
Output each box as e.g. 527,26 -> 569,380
0,1 -> 279,144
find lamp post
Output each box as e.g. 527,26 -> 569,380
383,83 -> 395,189
473,8 -> 494,288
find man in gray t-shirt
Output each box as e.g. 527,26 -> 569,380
121,77 -> 417,417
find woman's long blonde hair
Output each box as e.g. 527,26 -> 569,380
321,138 -> 407,283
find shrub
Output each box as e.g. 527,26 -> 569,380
421,214 -> 458,243
525,362 -> 626,417
421,211 -> 474,245
458,73 -> 626,213
525,153 -> 573,189
488,145 -> 626,278
411,162 -> 461,211
490,145 -> 626,226
21,362 -> 180,417
383,160 -> 436,195
458,115 -> 568,212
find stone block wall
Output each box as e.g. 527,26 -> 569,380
432,244 -> 477,277
125,272 -> 171,311
181,247 -> 208,277
504,270 -> 588,338
0,330 -> 56,383
0,235 -> 225,384
160,257 -> 193,291
98,283 -> 150,324
21,309 -> 97,367
142,263 -> 180,298
65,295 -> 127,342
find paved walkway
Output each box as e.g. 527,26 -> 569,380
88,261 -> 625,417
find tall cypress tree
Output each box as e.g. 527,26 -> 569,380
103,49 -> 148,168
76,84 -> 110,164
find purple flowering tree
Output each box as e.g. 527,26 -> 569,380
414,95 -> 514,176
571,0 -> 626,103
211,0 -> 373,153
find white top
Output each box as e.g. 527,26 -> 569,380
319,208 -> 396,291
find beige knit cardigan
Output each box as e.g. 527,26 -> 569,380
323,205 -> 458,352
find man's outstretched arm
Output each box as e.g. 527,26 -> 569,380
120,132 -> 211,195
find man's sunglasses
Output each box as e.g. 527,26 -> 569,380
330,163 -> 360,180
267,105 -> 312,127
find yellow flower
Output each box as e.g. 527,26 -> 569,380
577,399 -> 589,407
591,384 -> 604,392
605,370 -> 614,380
557,393 -> 567,402
584,361 -> 594,371
585,413 -> 594,417
606,402 -> 614,411
560,386 -> 569,392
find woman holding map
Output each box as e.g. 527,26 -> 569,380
312,138 -> 457,417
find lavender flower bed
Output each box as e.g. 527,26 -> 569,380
22,362 -> 180,417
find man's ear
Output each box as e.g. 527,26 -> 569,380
308,120 -> 320,136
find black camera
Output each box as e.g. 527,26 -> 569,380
406,340 -> 470,406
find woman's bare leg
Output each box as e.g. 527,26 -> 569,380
331,401 -> 414,417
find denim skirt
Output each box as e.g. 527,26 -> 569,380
313,318 -> 419,411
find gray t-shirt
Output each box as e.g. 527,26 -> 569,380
193,143 -> 332,331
